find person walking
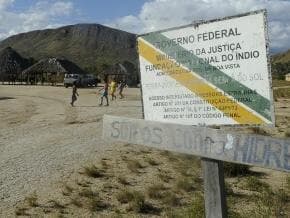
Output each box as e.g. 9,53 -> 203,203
99,78 -> 109,106
71,82 -> 79,106
110,78 -> 117,101
118,80 -> 127,99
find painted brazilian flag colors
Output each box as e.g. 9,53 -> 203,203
137,10 -> 274,126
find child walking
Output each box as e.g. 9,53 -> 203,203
99,78 -> 109,106
70,82 -> 79,106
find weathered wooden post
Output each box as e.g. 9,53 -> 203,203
202,159 -> 227,217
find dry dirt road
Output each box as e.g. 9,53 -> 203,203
0,85 -> 142,216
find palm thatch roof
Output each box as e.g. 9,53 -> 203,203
22,58 -> 86,75
0,47 -> 30,78
101,63 -> 130,76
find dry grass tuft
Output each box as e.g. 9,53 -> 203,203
126,159 -> 144,173
161,192 -> 181,206
116,189 -> 136,204
62,184 -> 74,196
25,192 -> 38,207
83,165 -> 105,178
175,178 -> 195,192
118,176 -> 130,185
47,200 -> 66,209
144,157 -> 159,166
79,189 -> 98,198
15,207 -> 29,216
147,183 -> 167,199
157,171 -> 172,183
70,197 -> 83,208
89,197 -> 108,212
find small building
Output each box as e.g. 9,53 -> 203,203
22,57 -> 86,85
285,73 -> 290,81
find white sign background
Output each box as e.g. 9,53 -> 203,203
138,10 -> 274,126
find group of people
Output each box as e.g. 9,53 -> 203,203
70,78 -> 127,107
98,78 -> 127,106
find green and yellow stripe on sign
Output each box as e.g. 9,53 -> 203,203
138,35 -> 271,125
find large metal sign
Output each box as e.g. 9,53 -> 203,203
137,10 -> 274,126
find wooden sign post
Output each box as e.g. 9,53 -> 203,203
202,159 -> 227,217
103,115 -> 290,217
104,9 -> 276,218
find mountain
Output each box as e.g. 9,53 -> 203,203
271,49 -> 290,79
0,24 -> 138,77
272,49 -> 290,63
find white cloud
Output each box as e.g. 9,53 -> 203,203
0,0 -> 14,11
108,0 -> 290,52
0,0 -> 74,40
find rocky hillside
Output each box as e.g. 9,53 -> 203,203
0,24 -> 138,75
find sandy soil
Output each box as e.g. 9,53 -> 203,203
0,85 -> 289,217
0,85 -> 142,216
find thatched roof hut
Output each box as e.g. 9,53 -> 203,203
100,61 -> 138,86
101,63 -> 129,76
0,47 -> 30,81
22,57 -> 86,84
23,57 -> 85,76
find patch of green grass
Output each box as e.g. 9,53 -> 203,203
248,187 -> 288,217
127,192 -> 160,214
175,178 -> 194,192
243,176 -> 270,192
166,192 -> 205,218
162,192 -> 181,206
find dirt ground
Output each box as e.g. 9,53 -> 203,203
0,85 -> 142,216
0,85 -> 289,217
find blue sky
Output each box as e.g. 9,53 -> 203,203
10,0 -> 147,23
0,0 -> 290,53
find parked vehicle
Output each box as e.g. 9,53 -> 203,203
64,74 -> 98,88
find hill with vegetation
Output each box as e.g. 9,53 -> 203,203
0,24 -> 138,76
272,49 -> 290,80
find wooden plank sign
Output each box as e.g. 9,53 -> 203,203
137,10 -> 274,126
103,115 -> 290,173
